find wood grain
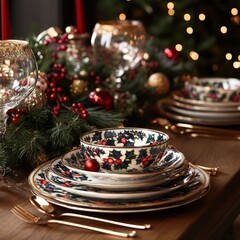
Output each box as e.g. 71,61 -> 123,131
0,125 -> 240,240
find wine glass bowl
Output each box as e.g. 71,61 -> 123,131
0,40 -> 38,135
91,20 -> 146,87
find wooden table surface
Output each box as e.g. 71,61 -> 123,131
0,125 -> 240,240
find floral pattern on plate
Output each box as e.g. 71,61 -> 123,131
28,160 -> 210,210
60,147 -> 185,184
46,166 -> 195,200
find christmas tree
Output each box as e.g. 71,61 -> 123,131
94,0 -> 240,78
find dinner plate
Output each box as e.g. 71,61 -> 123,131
171,97 -> 240,112
157,101 -> 240,126
60,147 -> 186,184
172,90 -> 240,107
50,157 -> 190,191
31,186 -> 209,213
46,165 -> 195,200
28,161 -> 210,210
165,101 -> 240,119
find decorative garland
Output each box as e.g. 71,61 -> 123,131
0,26 -> 184,171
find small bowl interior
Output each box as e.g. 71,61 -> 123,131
81,128 -> 168,147
188,78 -> 240,90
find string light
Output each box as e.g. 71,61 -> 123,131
238,55 -> 240,61
189,51 -> 199,60
220,26 -> 227,34
119,13 -> 126,20
175,44 -> 183,51
186,27 -> 193,34
225,53 -> 232,60
168,9 -> 175,16
199,13 -> 206,21
184,13 -> 191,21
231,8 -> 238,15
233,61 -> 240,69
167,2 -> 174,9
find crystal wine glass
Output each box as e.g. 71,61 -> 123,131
91,20 -> 146,88
0,40 -> 38,136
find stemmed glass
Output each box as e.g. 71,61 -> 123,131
91,20 -> 146,88
0,40 -> 38,136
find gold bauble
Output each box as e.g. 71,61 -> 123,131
147,72 -> 170,95
70,79 -> 88,96
24,88 -> 48,109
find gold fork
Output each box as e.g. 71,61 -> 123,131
152,117 -> 240,140
11,205 -> 136,238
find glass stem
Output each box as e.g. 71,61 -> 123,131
0,110 -> 8,137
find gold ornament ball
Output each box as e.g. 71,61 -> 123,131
24,88 -> 48,109
70,79 -> 88,96
147,72 -> 170,95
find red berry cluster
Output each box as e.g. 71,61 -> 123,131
41,28 -> 90,119
7,108 -> 27,124
46,63 -> 70,116
71,102 -> 89,119
103,157 -> 122,165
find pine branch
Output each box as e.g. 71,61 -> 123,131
87,108 -> 125,128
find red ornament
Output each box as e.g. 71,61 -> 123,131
164,48 -> 179,59
85,159 -> 100,172
89,90 -> 114,110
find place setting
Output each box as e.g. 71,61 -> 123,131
28,127 -> 211,215
157,77 -> 240,126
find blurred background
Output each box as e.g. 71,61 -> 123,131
2,0 -> 240,78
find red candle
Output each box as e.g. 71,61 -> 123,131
75,0 -> 86,33
1,0 -> 11,40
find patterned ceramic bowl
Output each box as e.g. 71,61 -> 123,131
79,127 -> 169,173
184,77 -> 240,102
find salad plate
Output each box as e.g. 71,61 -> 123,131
28,160 -> 210,210
50,157 -> 190,191
46,165 -> 195,200
60,147 -> 186,184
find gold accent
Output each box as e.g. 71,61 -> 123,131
0,40 -> 34,61
11,205 -> 136,237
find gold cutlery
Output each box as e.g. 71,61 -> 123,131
152,117 -> 240,140
11,205 -> 136,238
168,145 -> 219,176
194,164 -> 219,176
30,195 -> 151,230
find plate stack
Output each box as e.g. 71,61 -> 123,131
158,78 -> 240,126
28,147 -> 210,213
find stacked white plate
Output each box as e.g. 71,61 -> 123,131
28,147 -> 210,213
157,90 -> 240,126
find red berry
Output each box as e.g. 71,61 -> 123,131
121,137 -> 127,144
12,117 -> 19,124
100,140 -> 107,145
50,93 -> 57,100
107,158 -> 115,164
81,111 -> 89,118
62,96 -> 70,102
84,159 -> 100,172
115,159 -> 122,165
72,103 -> 77,108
